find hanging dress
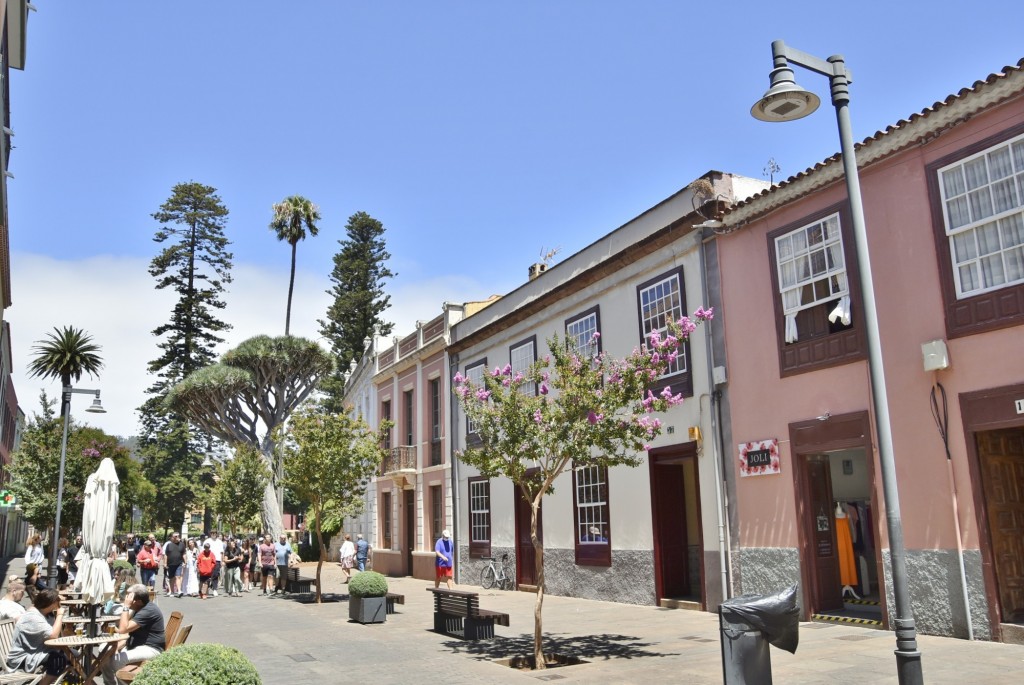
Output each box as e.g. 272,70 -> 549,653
835,511 -> 858,586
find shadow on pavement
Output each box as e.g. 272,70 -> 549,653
441,632 -> 679,662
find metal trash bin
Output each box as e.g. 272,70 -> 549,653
719,584 -> 799,685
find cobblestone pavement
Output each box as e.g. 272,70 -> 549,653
7,556 -> 1024,684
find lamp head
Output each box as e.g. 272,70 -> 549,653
85,392 -> 106,414
751,65 -> 820,122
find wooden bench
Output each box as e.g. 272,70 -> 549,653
285,567 -> 317,594
385,592 -> 404,615
426,587 -> 509,640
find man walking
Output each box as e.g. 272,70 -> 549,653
355,534 -> 369,572
207,531 -> 224,597
163,533 -> 186,597
274,534 -> 291,594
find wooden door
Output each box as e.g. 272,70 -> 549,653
802,455 -> 843,611
514,484 -> 542,587
404,489 -> 414,575
978,428 -> 1024,623
651,462 -> 689,598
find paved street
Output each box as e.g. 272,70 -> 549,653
4,556 -> 1023,683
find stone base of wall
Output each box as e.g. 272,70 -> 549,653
736,547 -> 803,611
459,545 -> 657,606
881,548 -> 990,640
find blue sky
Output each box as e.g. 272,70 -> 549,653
8,1 -> 1024,436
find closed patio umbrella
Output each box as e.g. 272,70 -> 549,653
77,457 -> 120,606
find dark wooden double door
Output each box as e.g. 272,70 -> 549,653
977,428 -> 1024,624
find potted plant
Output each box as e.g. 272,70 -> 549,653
348,571 -> 388,624
134,643 -> 261,684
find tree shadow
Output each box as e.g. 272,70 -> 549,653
440,632 -> 678,662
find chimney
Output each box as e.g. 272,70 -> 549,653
528,263 -> 547,281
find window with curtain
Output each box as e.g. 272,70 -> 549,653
774,212 -> 851,344
939,133 -> 1024,298
430,485 -> 443,543
403,390 -> 414,445
573,464 -> 610,566
430,378 -> 442,466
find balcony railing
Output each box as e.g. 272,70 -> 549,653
381,445 -> 416,474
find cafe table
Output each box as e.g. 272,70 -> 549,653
58,598 -> 89,616
60,613 -> 121,637
45,632 -> 127,684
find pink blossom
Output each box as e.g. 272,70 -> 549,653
502,364 -> 512,376
660,386 -> 674,400
475,389 -> 491,401
453,372 -> 464,384
643,444 -> 652,451
492,367 -> 502,377
608,372 -> 621,385
539,383 -> 549,395
651,352 -> 660,365
591,331 -> 601,341
502,378 -> 511,387
541,371 -> 549,382
587,411 -> 603,424
513,372 -> 524,383
534,409 -> 543,424
695,306 -> 715,321
648,330 -> 662,346
676,316 -> 697,335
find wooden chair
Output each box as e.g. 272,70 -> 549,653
115,610 -> 184,683
0,618 -> 57,685
169,624 -> 192,649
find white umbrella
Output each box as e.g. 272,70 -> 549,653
77,457 -> 120,605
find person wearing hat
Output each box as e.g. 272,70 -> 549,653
196,541 -> 217,599
434,529 -> 454,589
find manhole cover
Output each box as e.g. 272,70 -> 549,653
288,653 -> 317,662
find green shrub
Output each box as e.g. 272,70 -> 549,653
134,643 -> 261,685
348,570 -> 388,598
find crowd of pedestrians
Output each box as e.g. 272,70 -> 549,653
103,531 -> 303,600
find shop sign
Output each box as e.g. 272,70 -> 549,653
738,438 -> 781,477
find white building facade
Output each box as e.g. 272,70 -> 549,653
448,172 -> 765,609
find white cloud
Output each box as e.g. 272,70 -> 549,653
8,252 -> 492,438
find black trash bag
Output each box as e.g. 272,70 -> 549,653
720,585 -> 800,654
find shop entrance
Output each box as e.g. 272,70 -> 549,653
649,443 -> 703,607
976,427 -> 1024,625
792,411 -> 883,627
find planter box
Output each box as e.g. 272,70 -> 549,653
349,596 -> 387,624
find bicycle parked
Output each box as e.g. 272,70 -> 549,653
480,553 -> 514,591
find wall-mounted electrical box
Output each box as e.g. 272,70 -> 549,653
921,339 -> 950,372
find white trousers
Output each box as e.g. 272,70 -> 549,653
102,645 -> 162,685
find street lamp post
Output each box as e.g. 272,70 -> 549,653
752,40 -> 924,685
49,386 -> 106,589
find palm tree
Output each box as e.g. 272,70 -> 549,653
270,195 -> 321,336
27,326 -> 104,417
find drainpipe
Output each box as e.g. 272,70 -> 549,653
448,350 -> 461,584
699,224 -> 732,602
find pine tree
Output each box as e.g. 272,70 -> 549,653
318,211 -> 396,412
138,181 -> 234,530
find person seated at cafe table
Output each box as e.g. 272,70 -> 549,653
6,588 -> 69,684
101,584 -> 165,685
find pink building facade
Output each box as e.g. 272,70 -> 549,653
370,308 -> 462,580
714,60 -> 1024,642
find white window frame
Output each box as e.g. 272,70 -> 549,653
638,272 -> 687,377
464,361 -> 485,436
574,464 -> 609,546
566,311 -> 599,360
938,132 -> 1024,298
774,212 -> 850,343
469,480 -> 490,545
510,338 -> 536,396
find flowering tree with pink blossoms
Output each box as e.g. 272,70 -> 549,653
453,307 -> 713,668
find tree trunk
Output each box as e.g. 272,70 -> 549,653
314,505 -> 324,604
285,242 -> 297,336
260,479 -> 284,539
531,493 -> 545,670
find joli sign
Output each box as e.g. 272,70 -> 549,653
738,438 -> 781,477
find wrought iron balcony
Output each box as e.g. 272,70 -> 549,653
381,445 -> 416,474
